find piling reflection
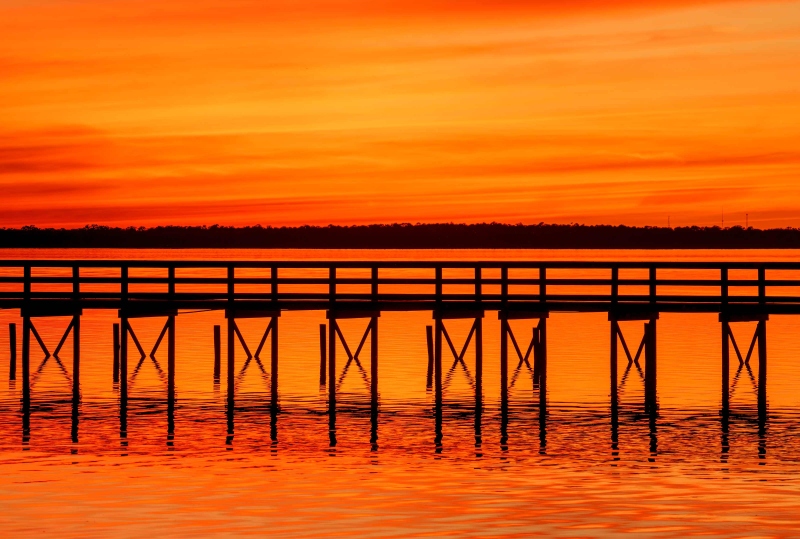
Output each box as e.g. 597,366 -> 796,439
3,307 -> 788,467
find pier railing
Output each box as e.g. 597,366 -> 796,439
1,260 -> 800,313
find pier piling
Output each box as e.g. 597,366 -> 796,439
213,325 -> 221,382
319,324 -> 326,385
9,323 -> 16,381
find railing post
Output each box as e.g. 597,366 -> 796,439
23,265 -> 31,303
227,265 -> 234,303
611,267 -> 619,305
168,265 -> 175,300
271,265 -> 278,304
758,266 -> 766,305
329,266 -> 336,305
121,266 -> 128,304
435,267 -> 442,305
501,266 -> 508,306
371,266 -> 378,302
649,266 -> 657,305
539,266 -> 546,305
73,266 -> 80,301
721,267 -> 729,307
475,267 -> 482,302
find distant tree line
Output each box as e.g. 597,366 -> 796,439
1,223 -> 800,249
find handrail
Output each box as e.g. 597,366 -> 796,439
2,260 -> 800,309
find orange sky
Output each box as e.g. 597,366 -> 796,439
2,0 -> 800,228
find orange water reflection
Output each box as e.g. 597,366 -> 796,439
2,249 -> 800,536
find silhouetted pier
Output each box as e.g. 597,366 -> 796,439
2,260 -> 789,449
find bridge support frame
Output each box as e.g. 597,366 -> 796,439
610,312 -> 659,413
430,311 -> 484,448
324,310 -> 380,447
720,313 -> 768,422
499,311 -> 548,449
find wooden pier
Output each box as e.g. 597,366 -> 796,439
2,259 -> 792,446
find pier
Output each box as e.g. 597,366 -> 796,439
2,260 -> 792,447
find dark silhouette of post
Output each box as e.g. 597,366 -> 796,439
500,319 -> 508,412
328,315 -> 336,447
119,317 -> 128,443
370,317 -> 378,412
319,324 -> 326,385
72,315 -> 81,406
271,317 -> 279,412
9,323 -> 16,381
610,320 -> 618,409
370,316 -> 379,451
227,315 -> 234,405
21,316 -> 30,412
425,325 -> 434,389
434,317 -> 443,451
538,318 -> 547,450
113,323 -> 120,384
758,319 -> 767,425
167,314 -> 176,444
213,324 -> 221,383
474,317 -> 483,448
644,320 -> 657,413
721,320 -> 730,413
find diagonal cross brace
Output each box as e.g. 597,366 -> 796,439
333,319 -> 374,393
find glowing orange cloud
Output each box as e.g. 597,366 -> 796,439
1,0 -> 799,228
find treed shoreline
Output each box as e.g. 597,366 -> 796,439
1,223 -> 799,249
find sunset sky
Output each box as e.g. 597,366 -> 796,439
2,0 -> 800,228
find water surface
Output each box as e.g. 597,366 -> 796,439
2,249 -> 800,537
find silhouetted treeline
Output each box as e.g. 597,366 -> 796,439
1,223 -> 800,249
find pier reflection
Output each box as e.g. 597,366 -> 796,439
2,307 -> 779,466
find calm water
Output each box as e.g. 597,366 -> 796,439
2,249 -> 800,537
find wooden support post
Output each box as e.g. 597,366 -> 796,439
434,316 -> 443,451
425,325 -> 434,389
168,315 -> 176,404
9,323 -> 16,381
319,324 -> 327,385
213,325 -> 221,382
722,321 -> 730,413
434,318 -> 443,408
227,316 -> 235,405
113,323 -> 120,384
22,316 -> 30,407
72,315 -> 80,404
328,317 -> 336,446
610,320 -> 618,407
538,318 -> 547,419
532,327 -> 540,383
474,317 -> 483,447
119,317 -> 128,442
271,317 -> 279,411
644,320 -> 657,413
167,315 -> 176,444
370,317 -> 378,409
370,316 -> 379,449
500,319 -> 508,409
758,319 -> 767,420
475,317 -> 483,410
